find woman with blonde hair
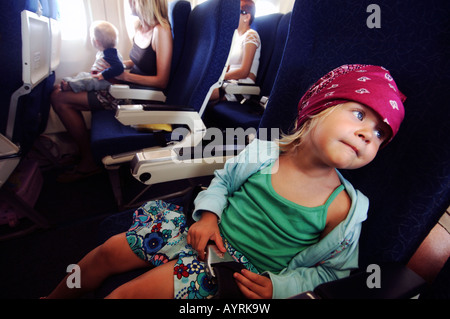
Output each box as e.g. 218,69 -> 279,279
51,0 -> 173,182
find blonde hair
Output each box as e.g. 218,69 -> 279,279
131,0 -> 170,30
90,20 -> 119,49
277,104 -> 344,153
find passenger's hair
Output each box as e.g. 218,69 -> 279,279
90,21 -> 119,49
277,104 -> 344,153
241,0 -> 256,25
132,0 -> 170,30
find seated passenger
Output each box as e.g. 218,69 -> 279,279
45,64 -> 405,299
51,0 -> 173,182
210,0 -> 261,102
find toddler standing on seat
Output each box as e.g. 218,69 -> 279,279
60,20 -> 124,93
47,64 -> 405,299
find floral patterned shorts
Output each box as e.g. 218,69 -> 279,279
126,200 -> 258,299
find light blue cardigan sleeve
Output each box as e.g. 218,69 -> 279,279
193,138 -> 279,221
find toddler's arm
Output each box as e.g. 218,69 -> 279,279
100,48 -> 124,80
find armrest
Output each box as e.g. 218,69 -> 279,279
115,104 -> 206,149
291,263 -> 427,299
101,104 -> 206,167
109,84 -> 166,102
223,82 -> 261,96
114,104 -> 246,185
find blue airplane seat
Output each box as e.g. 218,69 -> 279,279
258,0 -> 449,296
205,12 -> 291,131
90,0 -> 192,165
0,0 -> 60,239
90,0 -> 239,165
0,0 -> 59,153
89,0 -> 239,207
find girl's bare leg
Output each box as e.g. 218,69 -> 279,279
106,260 -> 177,299
47,233 -> 150,299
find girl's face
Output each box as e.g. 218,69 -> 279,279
306,102 -> 390,170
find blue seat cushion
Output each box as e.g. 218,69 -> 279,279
207,101 -> 263,130
90,110 -> 171,163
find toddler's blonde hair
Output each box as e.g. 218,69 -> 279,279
90,21 -> 119,49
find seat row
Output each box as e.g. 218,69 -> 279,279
90,0 -> 292,207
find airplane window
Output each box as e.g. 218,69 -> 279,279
124,0 -> 139,40
255,0 -> 278,17
57,0 -> 87,40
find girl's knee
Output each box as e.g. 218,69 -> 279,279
105,285 -> 132,299
106,260 -> 176,299
94,234 -> 127,267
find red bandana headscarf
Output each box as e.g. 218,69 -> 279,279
297,64 -> 406,144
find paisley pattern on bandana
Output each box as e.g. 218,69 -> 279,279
297,64 -> 406,144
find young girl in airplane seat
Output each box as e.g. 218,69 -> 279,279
47,64 -> 406,299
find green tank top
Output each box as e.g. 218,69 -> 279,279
219,162 -> 345,274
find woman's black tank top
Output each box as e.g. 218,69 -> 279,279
129,40 -> 157,76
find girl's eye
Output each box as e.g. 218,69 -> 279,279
375,128 -> 386,141
375,129 -> 384,140
352,110 -> 364,121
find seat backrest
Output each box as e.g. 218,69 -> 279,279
89,0 -> 239,163
167,0 -> 191,92
0,0 -> 59,153
259,0 -> 450,268
259,12 -> 290,98
165,0 -> 240,115
252,13 -> 283,93
202,11 -> 291,131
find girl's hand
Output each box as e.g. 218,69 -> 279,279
187,211 -> 225,260
234,269 -> 273,299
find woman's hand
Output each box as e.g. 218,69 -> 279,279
114,70 -> 128,82
234,269 -> 273,299
187,211 -> 225,260
92,72 -> 105,81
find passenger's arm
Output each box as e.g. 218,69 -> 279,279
116,25 -> 173,89
122,60 -> 134,70
224,41 -> 258,81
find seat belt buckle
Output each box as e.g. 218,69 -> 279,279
205,244 -> 235,279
